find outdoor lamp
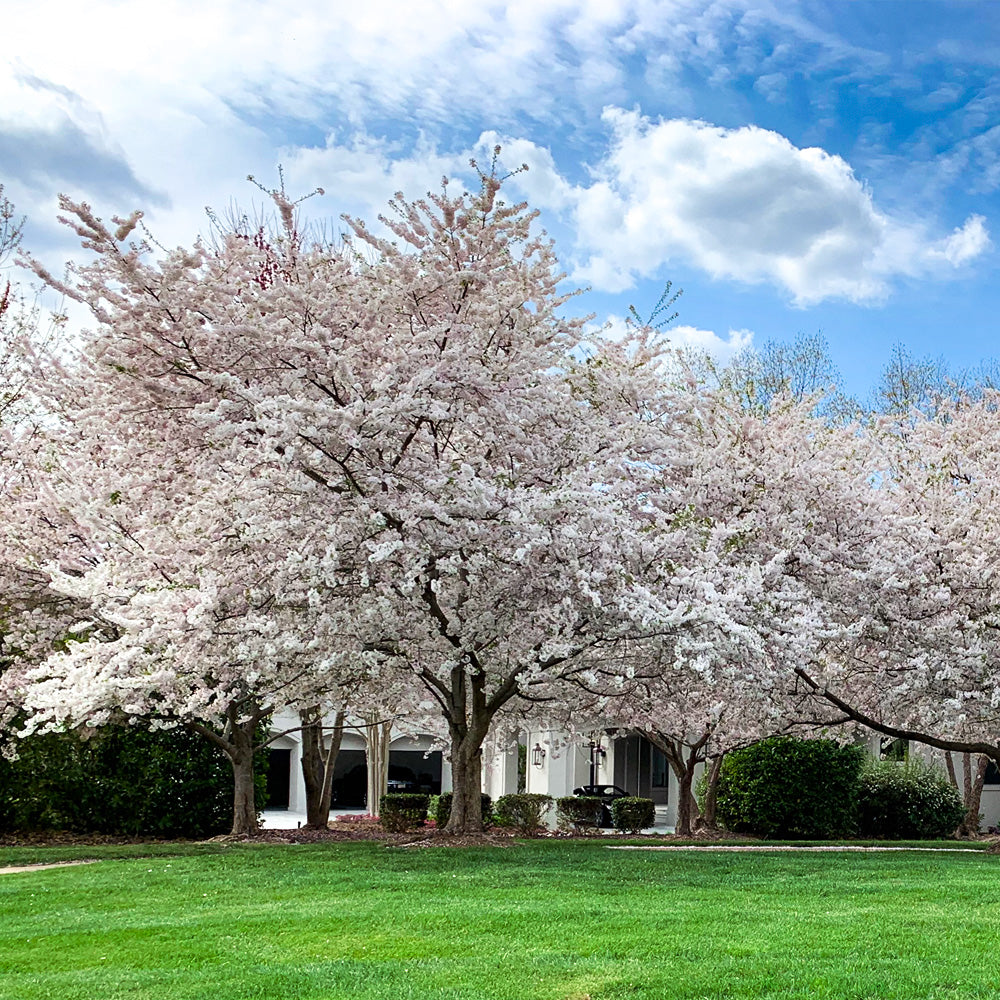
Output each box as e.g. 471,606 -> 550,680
531,743 -> 546,767
588,740 -> 606,785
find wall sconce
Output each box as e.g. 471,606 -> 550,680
531,743 -> 546,768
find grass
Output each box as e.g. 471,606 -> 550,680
2,839 -> 1000,999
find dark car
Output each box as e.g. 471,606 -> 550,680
573,784 -> 631,827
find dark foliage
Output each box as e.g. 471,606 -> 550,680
556,796 -> 603,832
610,796 -> 655,834
715,737 -> 865,839
493,793 -> 552,834
856,761 -> 966,839
0,723 -> 267,838
379,793 -> 430,832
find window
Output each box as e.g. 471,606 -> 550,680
651,746 -> 668,788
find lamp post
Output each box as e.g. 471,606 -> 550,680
588,740 -> 606,787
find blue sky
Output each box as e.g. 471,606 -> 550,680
5,0 -> 1000,397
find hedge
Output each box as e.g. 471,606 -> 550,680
0,723 -> 267,838
493,793 -> 552,834
379,793 -> 430,831
556,796 -> 603,832
856,760 -> 966,839
715,736 -> 865,839
611,796 -> 655,834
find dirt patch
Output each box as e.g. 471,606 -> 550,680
221,822 -> 519,847
0,832 -> 185,848
0,859 -> 98,875
218,822 -> 397,845
395,832 -> 516,848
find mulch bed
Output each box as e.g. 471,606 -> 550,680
234,820 -> 519,847
5,823 -> 996,850
0,831 -> 180,847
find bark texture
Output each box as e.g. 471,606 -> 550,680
947,751 -> 989,836
698,753 -> 724,831
189,703 -> 264,836
365,716 -> 391,816
301,706 -> 345,829
651,732 -> 709,837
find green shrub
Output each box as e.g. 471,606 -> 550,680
857,760 -> 966,839
379,793 -> 430,832
0,723 -> 266,838
611,796 -> 655,833
556,796 -> 603,833
715,736 -> 865,839
433,792 -> 492,828
493,793 -> 552,834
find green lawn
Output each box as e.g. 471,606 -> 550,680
2,840 -> 999,999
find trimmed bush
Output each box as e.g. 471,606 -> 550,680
611,796 -> 655,834
434,792 -> 492,828
857,760 -> 966,839
715,736 -> 865,839
379,793 -> 430,832
0,723 -> 266,838
556,796 -> 603,833
493,793 -> 553,834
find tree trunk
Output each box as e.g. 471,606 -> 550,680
228,713 -> 259,836
958,754 -> 989,837
674,757 -> 701,837
365,716 -> 391,816
188,706 -> 261,836
699,754 -> 724,830
445,732 -> 485,834
301,706 -> 346,829
651,731 -> 709,838
945,751 -> 987,837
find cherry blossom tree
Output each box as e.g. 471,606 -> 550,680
0,189 -> 98,748
708,353 -> 1000,833
19,159 -> 784,834
15,198 -> 371,833
585,382 -> 886,834
793,394 -> 1000,793
310,170 -> 718,834
16,400 -> 360,833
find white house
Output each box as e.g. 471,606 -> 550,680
264,712 -> 682,827
265,712 -> 1000,832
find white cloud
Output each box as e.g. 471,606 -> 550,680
2,0 -> 684,260
588,315 -> 753,365
666,324 -> 754,363
559,110 -> 991,304
931,214 -> 990,264
753,72 -> 788,102
2,1 -> 990,314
